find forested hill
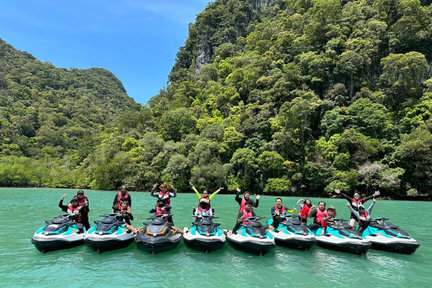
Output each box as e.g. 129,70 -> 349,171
0,38 -> 137,186
2,0 -> 432,198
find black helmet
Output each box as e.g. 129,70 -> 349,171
77,190 -> 84,195
70,198 -> 79,203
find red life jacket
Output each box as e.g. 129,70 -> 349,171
241,210 -> 254,225
73,195 -> 88,206
198,205 -> 210,214
299,205 -> 311,219
159,191 -> 171,205
115,192 -> 130,210
199,195 -> 211,208
359,210 -> 369,221
315,209 -> 328,225
239,197 -> 253,212
68,204 -> 82,222
274,205 -> 286,214
351,198 -> 365,209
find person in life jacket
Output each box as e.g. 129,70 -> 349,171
235,187 -> 260,212
320,206 -> 337,236
296,198 -> 313,224
150,183 -> 177,206
73,190 -> 90,229
116,201 -> 134,225
149,200 -> 183,234
67,198 -> 83,222
307,201 -> 329,232
347,198 -> 377,233
232,203 -> 256,234
334,188 -> 380,227
115,201 -> 137,234
191,182 -> 222,211
194,198 -> 213,217
112,185 -> 132,213
270,198 -> 296,230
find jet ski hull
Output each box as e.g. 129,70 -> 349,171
272,232 -> 315,250
363,235 -> 420,254
32,224 -> 85,253
84,226 -> 134,253
315,226 -> 371,255
227,232 -> 275,255
183,227 -> 226,252
315,235 -> 371,255
135,233 -> 182,254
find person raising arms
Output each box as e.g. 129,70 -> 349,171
235,187 -> 260,212
334,188 -> 380,227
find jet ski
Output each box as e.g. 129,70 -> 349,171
84,213 -> 134,253
135,214 -> 182,254
267,214 -> 315,250
227,216 -> 275,255
362,217 -> 420,254
32,214 -> 85,253
183,214 -> 226,253
314,218 -> 371,255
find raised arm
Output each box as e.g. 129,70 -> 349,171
169,185 -> 177,198
209,187 -> 222,200
191,183 -> 201,200
150,184 -> 159,198
366,200 -> 376,215
363,191 -> 380,203
296,199 -> 304,208
235,187 -> 242,205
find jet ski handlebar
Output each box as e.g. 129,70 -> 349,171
244,216 -> 265,221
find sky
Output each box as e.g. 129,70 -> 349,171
0,0 -> 212,104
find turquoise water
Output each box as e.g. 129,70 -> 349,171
0,188 -> 430,288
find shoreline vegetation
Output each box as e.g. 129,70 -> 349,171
0,186 -> 430,201
1,1 -> 432,198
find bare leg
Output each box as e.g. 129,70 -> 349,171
349,219 -> 356,227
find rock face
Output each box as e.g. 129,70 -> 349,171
195,33 -> 213,77
194,0 -> 276,75
251,0 -> 275,9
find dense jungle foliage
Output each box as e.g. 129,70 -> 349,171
1,0 -> 432,198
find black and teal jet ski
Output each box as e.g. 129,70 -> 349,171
314,218 -> 371,255
227,216 -> 275,255
32,214 -> 85,253
84,214 -> 134,253
183,214 -> 226,253
267,214 -> 315,250
362,217 -> 420,254
135,214 -> 182,254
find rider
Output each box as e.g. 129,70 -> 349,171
149,200 -> 183,234
232,203 -> 256,234
347,198 -> 377,233
191,182 -> 222,216
73,190 -> 90,230
320,206 -> 337,236
334,188 -> 380,227
67,198 -> 85,231
307,201 -> 328,232
296,198 -> 313,224
112,185 -> 132,212
235,187 -> 260,212
151,183 -> 177,206
270,198 -> 296,230
114,201 -> 134,225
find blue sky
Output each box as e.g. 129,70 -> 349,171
0,0 -> 212,104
